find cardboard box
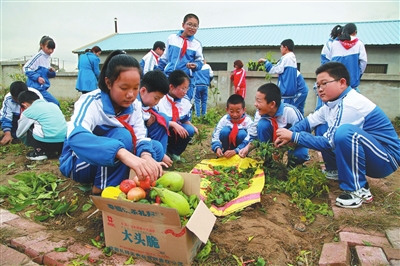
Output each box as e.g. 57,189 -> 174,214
91,172 -> 216,266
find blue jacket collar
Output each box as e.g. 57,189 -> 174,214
177,30 -> 194,41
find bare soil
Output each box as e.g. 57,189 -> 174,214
1,126 -> 399,265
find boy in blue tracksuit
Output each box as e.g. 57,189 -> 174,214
275,62 -> 400,209
138,70 -> 173,167
327,23 -> 367,91
23,36 -> 59,106
239,83 -> 309,167
16,91 -> 66,160
194,61 -> 213,116
295,70 -> 309,116
211,94 -> 253,158
258,39 -> 307,114
156,13 -> 204,102
0,81 -> 44,145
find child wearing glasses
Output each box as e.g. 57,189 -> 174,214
140,41 -> 165,76
155,70 -> 198,162
156,13 -> 204,102
239,83 -> 309,168
274,62 -> 400,209
258,39 -> 307,116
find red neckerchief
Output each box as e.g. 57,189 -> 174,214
270,117 -> 279,141
145,108 -> 169,135
116,114 -> 137,154
150,50 -> 160,64
166,95 -> 180,122
340,38 -> 358,50
229,116 -> 246,147
180,36 -> 187,59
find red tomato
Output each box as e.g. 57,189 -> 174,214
119,179 -> 136,195
139,176 -> 151,191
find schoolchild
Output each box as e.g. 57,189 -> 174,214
327,23 -> 367,91
274,62 -> 400,208
258,39 -> 307,113
23,36 -> 59,106
211,94 -> 253,158
59,50 -> 164,195
140,41 -> 165,76
138,70 -> 173,167
76,46 -> 102,93
239,83 -> 309,167
194,60 -> 213,117
230,60 -> 247,98
156,13 -> 204,102
295,70 -> 309,116
321,25 -> 343,65
16,91 -> 66,160
155,70 -> 198,162
0,81 -> 43,145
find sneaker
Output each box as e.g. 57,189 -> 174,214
26,149 -> 47,161
335,183 -> 373,209
322,170 -> 339,180
168,153 -> 186,163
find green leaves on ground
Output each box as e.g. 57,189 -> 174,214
0,172 -> 79,221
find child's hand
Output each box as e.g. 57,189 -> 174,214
0,132 -> 12,145
215,148 -> 223,157
224,150 -> 236,158
186,63 -> 196,69
38,77 -> 45,85
274,128 -> 292,148
238,146 -> 248,158
258,58 -> 267,63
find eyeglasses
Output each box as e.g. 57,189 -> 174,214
185,22 -> 199,29
315,79 -> 340,90
175,86 -> 189,92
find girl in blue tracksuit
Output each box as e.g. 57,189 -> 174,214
75,46 -> 102,93
23,36 -> 59,106
320,25 -> 343,65
258,39 -> 307,114
156,13 -> 204,102
194,61 -> 213,116
155,70 -> 198,162
239,83 -> 309,167
327,23 -> 367,91
275,62 -> 400,209
59,50 -> 164,195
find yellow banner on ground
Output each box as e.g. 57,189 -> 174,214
191,155 -> 265,216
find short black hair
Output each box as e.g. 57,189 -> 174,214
183,13 -> 199,24
330,25 -> 343,39
153,41 -> 165,51
315,62 -> 350,86
227,94 -> 245,108
10,81 -> 28,97
281,39 -> 294,52
257,83 -> 281,107
17,90 -> 39,106
141,70 -> 169,95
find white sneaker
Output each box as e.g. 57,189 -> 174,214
335,183 -> 373,209
322,170 -> 338,180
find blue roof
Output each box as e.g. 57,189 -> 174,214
73,20 -> 400,53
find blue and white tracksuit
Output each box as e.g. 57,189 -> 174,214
156,30 -> 204,101
140,50 -> 161,76
16,99 -> 66,145
155,94 -> 194,156
327,37 -> 367,89
320,38 -> 335,65
263,52 -> 300,105
137,93 -> 169,154
294,71 -> 309,116
249,104 -> 309,165
59,89 -> 163,190
290,87 -> 400,192
23,50 -> 59,105
211,114 -> 253,154
75,52 -> 101,93
0,88 -> 43,138
194,63 -> 214,116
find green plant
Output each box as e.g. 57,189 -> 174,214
59,98 -> 75,120
263,51 -> 277,82
289,192 -> 333,224
9,64 -> 27,83
208,84 -> 220,107
285,163 -> 329,199
192,106 -> 225,126
246,60 -> 264,71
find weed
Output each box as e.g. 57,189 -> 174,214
59,98 -> 75,120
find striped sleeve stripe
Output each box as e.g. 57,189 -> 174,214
74,93 -> 101,127
24,53 -> 43,70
